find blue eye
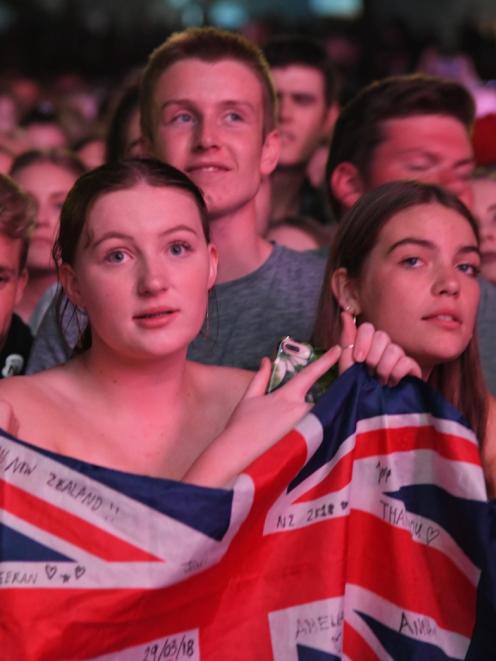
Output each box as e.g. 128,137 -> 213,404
401,256 -> 421,268
225,111 -> 243,122
457,263 -> 480,277
106,250 -> 128,264
171,112 -> 194,124
169,241 -> 191,257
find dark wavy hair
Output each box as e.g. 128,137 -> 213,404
314,180 -> 487,441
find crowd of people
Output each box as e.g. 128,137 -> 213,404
0,23 -> 495,655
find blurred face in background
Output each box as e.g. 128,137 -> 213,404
272,65 -> 335,168
14,161 -> 78,273
366,115 -> 474,209
472,177 -> 496,284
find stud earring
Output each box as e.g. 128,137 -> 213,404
343,304 -> 356,325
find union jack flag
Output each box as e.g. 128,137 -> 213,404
0,365 -> 494,660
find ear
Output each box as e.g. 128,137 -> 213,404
58,263 -> 85,309
330,267 -> 362,316
330,161 -> 365,211
260,129 -> 281,176
14,269 -> 28,306
207,243 -> 218,290
141,134 -> 156,159
323,102 -> 339,136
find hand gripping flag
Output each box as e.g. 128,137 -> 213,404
1,364 -> 494,660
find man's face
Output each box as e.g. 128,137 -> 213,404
272,65 -> 333,168
366,114 -> 474,208
0,235 -> 27,350
149,58 -> 279,220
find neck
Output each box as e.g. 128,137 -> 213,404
15,271 -> 57,322
270,166 -> 306,222
209,203 -> 273,283
79,339 -> 192,412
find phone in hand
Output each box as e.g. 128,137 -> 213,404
267,336 -> 338,402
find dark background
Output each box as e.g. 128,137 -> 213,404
1,0 -> 495,83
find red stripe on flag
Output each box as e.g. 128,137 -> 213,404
0,479 -> 161,562
293,449 -> 353,503
343,621 -> 380,660
246,428 -> 309,491
355,426 -> 481,465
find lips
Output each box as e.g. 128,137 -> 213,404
134,308 -> 178,320
186,162 -> 229,174
422,311 -> 462,328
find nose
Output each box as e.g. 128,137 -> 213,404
480,221 -> 496,243
277,95 -> 291,123
35,201 -> 50,228
437,169 -> 473,209
194,116 -> 219,151
432,263 -> 460,297
137,257 -> 168,296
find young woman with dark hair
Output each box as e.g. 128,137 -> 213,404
313,179 -> 496,492
0,159 -> 418,485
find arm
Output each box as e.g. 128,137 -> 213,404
183,346 -> 342,487
184,317 -> 422,488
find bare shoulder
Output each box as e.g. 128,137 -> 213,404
0,367 -> 68,407
0,365 -> 79,443
188,361 -> 253,408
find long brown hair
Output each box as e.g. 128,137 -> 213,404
314,180 -> 488,440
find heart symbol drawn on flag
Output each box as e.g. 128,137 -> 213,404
45,564 -> 57,580
340,501 -> 349,510
426,526 -> 440,545
75,566 -> 86,580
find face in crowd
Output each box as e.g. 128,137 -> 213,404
271,64 -> 336,169
363,114 -> 474,209
329,77 -> 476,215
59,161 -> 218,363
146,57 -> 279,221
333,201 -> 480,376
471,176 -> 496,284
13,160 -> 79,274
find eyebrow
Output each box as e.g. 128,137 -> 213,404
160,99 -> 256,113
387,237 -> 480,256
89,224 -> 199,249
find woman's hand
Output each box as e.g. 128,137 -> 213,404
182,345 -> 342,487
339,311 -> 422,386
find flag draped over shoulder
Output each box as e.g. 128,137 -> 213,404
0,364 -> 494,660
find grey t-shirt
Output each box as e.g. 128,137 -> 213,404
478,277 -> 496,395
27,245 -> 327,373
188,244 -> 326,369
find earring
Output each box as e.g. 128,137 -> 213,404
343,304 -> 356,325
